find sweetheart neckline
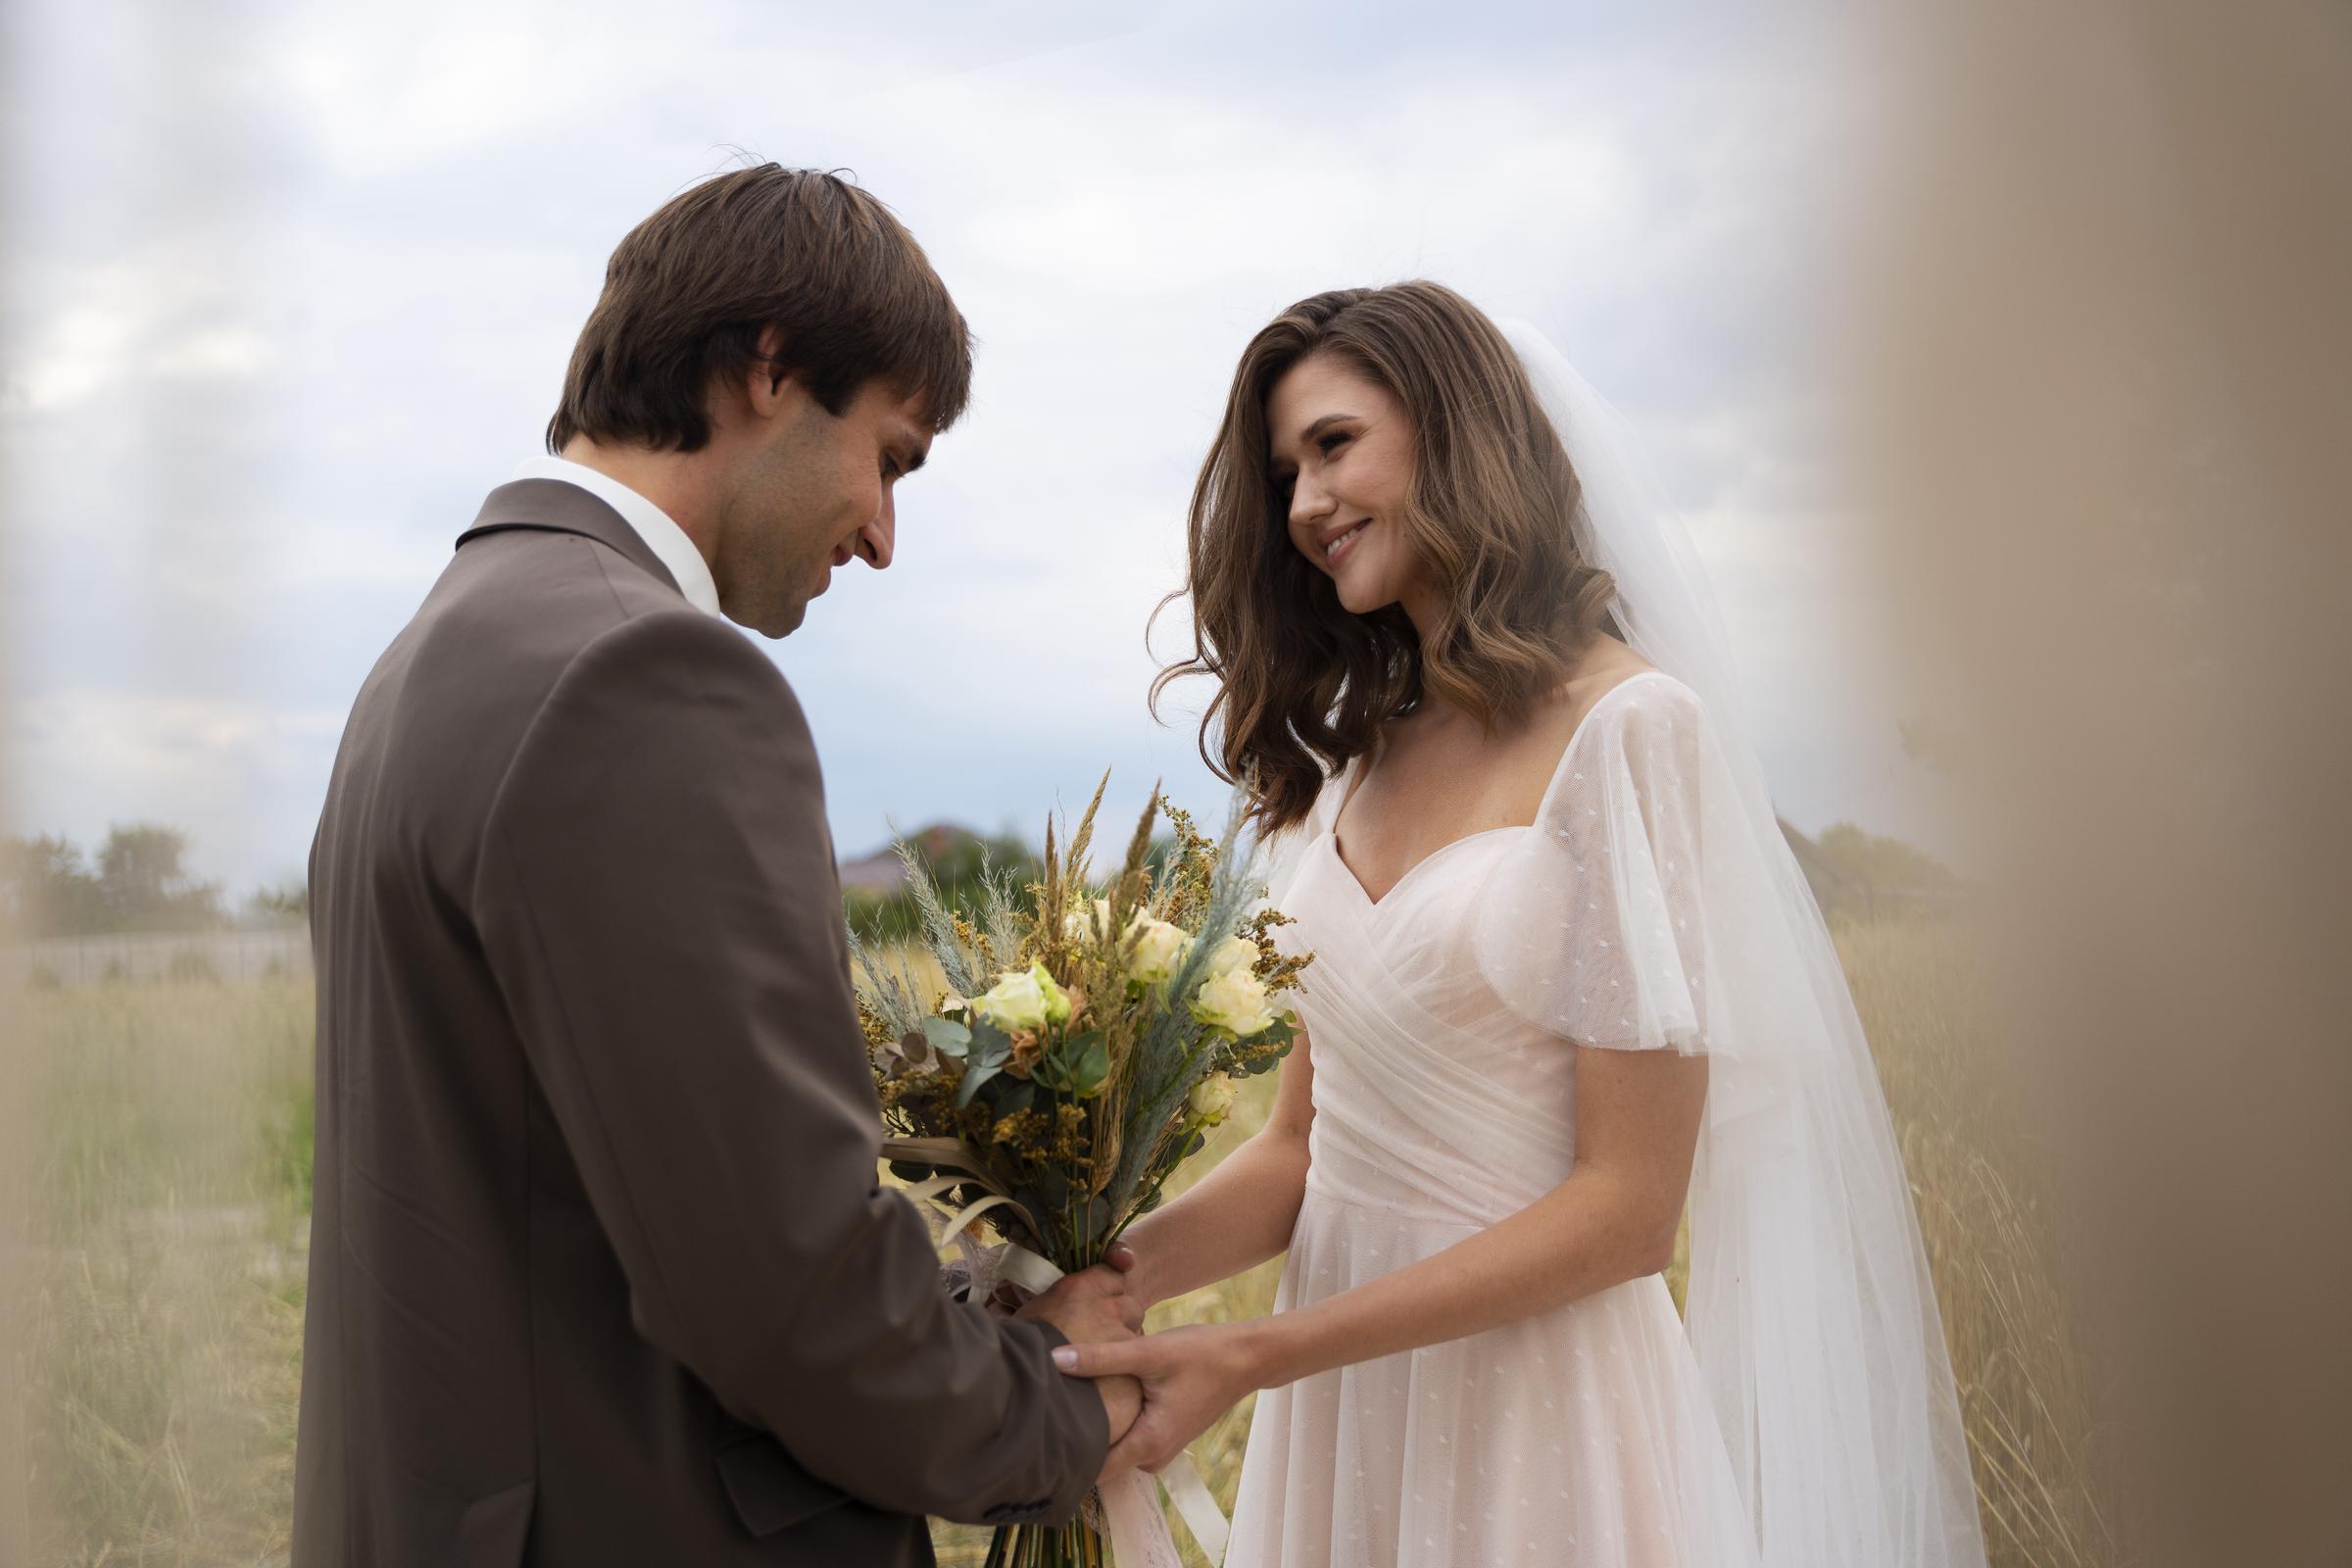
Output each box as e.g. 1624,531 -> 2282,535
1318,668 -> 1678,910
1316,823 -> 1535,911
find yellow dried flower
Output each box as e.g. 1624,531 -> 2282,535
877,1067 -> 956,1113
989,1108 -> 1051,1149
1244,907 -> 1312,994
1050,1102 -> 1095,1173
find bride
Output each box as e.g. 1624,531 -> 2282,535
1050,281 -> 1987,1567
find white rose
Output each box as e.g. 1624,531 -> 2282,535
1189,1072 -> 1237,1127
1062,898 -> 1114,946
1201,934 -> 1258,979
1192,966 -> 1279,1037
1124,917 -> 1193,985
974,966 -> 1051,1033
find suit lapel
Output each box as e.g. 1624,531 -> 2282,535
457,479 -> 685,602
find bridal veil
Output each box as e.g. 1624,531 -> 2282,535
1476,318 -> 1987,1568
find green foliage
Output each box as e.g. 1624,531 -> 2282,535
919,1016 -> 971,1057
2,824 -> 229,937
842,826 -> 1184,944
1033,1030 -> 1109,1099
841,825 -> 1041,942
97,824 -> 228,932
2,833 -> 107,935
952,1021 -> 1014,1108
244,880 -> 309,921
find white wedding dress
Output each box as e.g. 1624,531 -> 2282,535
1224,669 -> 1759,1568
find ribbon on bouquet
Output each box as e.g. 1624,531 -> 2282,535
885,1137 -> 1231,1567
1098,1456 -> 1231,1568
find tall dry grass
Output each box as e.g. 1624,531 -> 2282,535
1835,915 -> 2122,1568
19,976 -> 312,1566
18,912 -> 2110,1566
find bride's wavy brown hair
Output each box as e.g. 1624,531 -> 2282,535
1152,280 -> 1619,834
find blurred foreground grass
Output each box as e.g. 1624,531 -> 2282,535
19,977 -> 312,1566
17,914 -> 2114,1566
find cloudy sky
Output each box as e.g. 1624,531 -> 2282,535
2,0 -> 1929,897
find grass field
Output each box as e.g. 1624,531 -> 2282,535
15,912 -> 2116,1566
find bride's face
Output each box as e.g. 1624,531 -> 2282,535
1267,352 -> 1422,616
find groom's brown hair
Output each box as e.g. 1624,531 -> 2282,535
546,164 -> 971,455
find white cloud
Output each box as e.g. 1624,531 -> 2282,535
6,692 -> 344,887
263,5 -> 671,180
4,240 -> 284,416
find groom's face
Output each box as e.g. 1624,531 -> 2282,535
719,376 -> 932,637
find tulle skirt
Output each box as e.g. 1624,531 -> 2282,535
1224,1186 -> 1758,1568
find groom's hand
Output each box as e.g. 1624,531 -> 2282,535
1092,1368 -> 1144,1446
1016,1268 -> 1145,1444
1014,1257 -> 1135,1342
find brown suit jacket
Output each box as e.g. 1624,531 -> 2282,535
292,479 -> 1106,1566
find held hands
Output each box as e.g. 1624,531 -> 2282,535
1050,1321 -> 1260,1482
1014,1243 -> 1149,1443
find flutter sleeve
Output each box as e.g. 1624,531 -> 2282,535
1471,673 -> 1746,1054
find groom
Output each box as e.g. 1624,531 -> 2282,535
293,166 -> 1137,1566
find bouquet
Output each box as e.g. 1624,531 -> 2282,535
850,775 -> 1308,1568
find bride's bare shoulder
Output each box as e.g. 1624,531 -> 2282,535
1537,634 -> 1659,732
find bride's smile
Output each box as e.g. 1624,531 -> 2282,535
1316,516 -> 1369,565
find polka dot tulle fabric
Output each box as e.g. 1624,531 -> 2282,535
1225,672 -> 1758,1567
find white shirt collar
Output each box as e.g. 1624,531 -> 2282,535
510,456 -> 723,619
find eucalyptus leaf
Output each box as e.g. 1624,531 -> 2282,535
954,1062 -> 1003,1108
1063,1032 -> 1109,1099
966,1020 -> 1013,1069
973,1069 -> 1032,1118
1035,1029 -> 1103,1097
921,1016 -> 972,1059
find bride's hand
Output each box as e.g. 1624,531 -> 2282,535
1051,1322 -> 1257,1478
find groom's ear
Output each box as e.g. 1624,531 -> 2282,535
744,324 -> 794,420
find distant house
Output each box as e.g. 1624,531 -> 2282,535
836,847 -> 908,897
836,823 -> 995,897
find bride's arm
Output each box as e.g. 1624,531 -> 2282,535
1238,1048 -> 1703,1381
1056,1045 -> 1707,1475
1109,1027 -> 1318,1320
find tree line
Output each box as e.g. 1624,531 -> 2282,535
4,816 -> 1962,945
1,825 -> 305,939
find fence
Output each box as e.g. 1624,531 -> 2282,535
4,926 -> 313,989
